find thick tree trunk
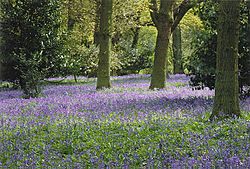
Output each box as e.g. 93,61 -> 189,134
210,0 -> 241,120
96,0 -> 112,89
93,0 -> 101,46
150,25 -> 171,89
149,0 -> 174,89
172,25 -> 183,74
148,0 -> 203,89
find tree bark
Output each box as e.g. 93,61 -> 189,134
0,63 -> 2,81
248,0 -> 250,46
210,0 -> 241,120
67,0 -> 75,32
247,0 -> 250,86
111,32 -> 121,45
172,25 -> 183,74
247,0 -> 250,54
148,0 -> 203,89
131,27 -> 140,49
96,0 -> 112,89
150,25 -> 171,89
149,0 -> 174,89
93,0 -> 101,46
131,13 -> 141,49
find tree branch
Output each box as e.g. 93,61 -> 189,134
141,21 -> 154,27
149,0 -> 158,26
171,0 -> 203,32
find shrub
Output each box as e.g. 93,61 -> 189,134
0,0 -> 64,98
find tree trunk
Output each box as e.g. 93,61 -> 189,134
74,74 -> 78,83
210,0 -> 241,120
111,32 -> 121,45
172,25 -> 183,74
247,0 -> 250,57
96,0 -> 112,89
131,27 -> 140,49
131,13 -> 141,49
93,0 -> 101,46
248,0 -> 250,47
246,0 -> 250,86
0,62 -> 2,80
150,25 -> 171,89
149,0 -> 174,89
67,0 -> 75,32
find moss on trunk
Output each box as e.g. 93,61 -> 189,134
96,0 -> 112,89
150,25 -> 171,89
149,0 -> 174,89
210,0 -> 241,120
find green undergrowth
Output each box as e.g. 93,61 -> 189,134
1,111 -> 249,168
42,78 -> 96,86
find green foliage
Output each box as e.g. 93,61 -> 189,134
113,0 -> 150,35
115,27 -> 155,75
64,39 -> 121,78
63,28 -> 99,78
110,0 -> 153,75
180,10 -> 203,73
0,0 -> 64,98
59,0 -> 151,78
187,0 -> 250,95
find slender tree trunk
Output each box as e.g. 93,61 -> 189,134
0,62 -> 2,80
210,0 -> 241,120
248,0 -> 250,21
172,25 -> 183,74
248,0 -> 250,47
247,0 -> 250,86
131,14 -> 141,49
74,74 -> 78,83
96,0 -> 112,89
131,27 -> 140,49
111,32 -> 121,45
93,0 -> 101,46
149,0 -> 174,89
67,0 -> 75,32
67,0 -> 78,82
248,0 -> 250,25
